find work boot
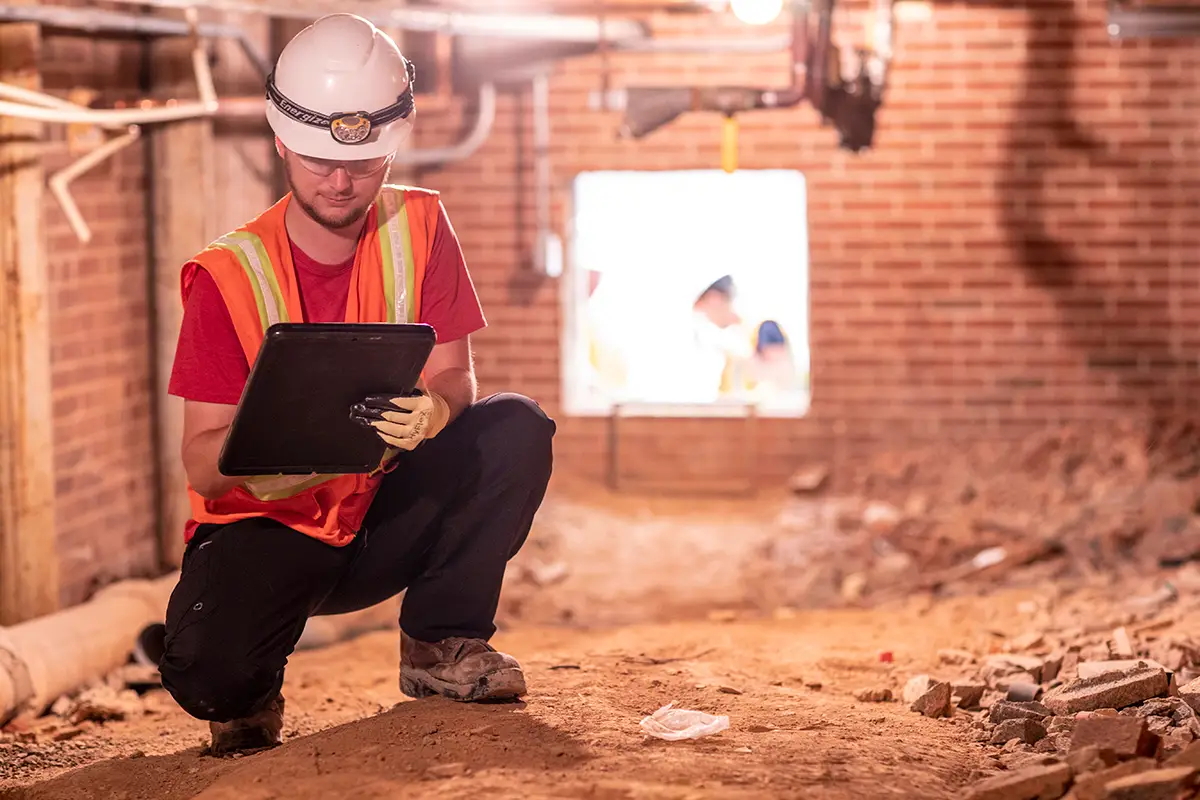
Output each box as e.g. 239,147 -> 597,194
208,693 -> 285,756
400,631 -> 527,702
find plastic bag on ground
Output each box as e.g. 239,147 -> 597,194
639,703 -> 730,741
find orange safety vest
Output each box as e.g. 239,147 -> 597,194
179,184 -> 440,547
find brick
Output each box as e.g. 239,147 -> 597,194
911,681 -> 953,719
1176,677 -> 1200,714
1164,741 -> 1200,770
1044,667 -> 1170,715
991,701 -> 1054,724
991,718 -> 1048,746
1065,760 -> 1158,800
1070,717 -> 1161,761
966,761 -> 1072,800
1101,767 -> 1198,800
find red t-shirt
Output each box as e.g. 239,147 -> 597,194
168,201 -> 485,404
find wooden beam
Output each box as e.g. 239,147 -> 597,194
0,19 -> 59,624
149,34 -> 217,568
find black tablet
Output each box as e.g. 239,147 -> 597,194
218,322 -> 436,476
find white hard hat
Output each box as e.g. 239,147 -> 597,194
266,13 -> 415,160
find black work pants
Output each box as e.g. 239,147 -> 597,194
158,393 -> 555,723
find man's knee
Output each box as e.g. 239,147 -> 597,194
474,393 -> 556,463
160,634 -> 280,723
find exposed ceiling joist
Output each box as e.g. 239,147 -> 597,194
84,0 -> 651,43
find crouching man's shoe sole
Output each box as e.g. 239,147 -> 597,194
207,693 -> 284,757
400,631 -> 527,703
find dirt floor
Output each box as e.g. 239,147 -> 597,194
1,589 -> 1031,800
2,467 -> 1197,799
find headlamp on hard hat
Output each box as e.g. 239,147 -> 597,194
266,60 -> 416,146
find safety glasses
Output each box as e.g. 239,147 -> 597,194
295,152 -> 395,179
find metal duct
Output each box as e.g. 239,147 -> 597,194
81,0 -> 650,44
1107,3 -> 1200,38
0,3 -> 271,76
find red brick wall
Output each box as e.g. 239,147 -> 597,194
40,31 -> 158,606
415,0 -> 1200,485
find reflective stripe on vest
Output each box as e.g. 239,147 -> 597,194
212,231 -> 289,331
378,188 -> 414,325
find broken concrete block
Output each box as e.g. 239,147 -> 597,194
965,762 -> 1072,800
984,654 -> 1046,686
1109,627 -> 1134,660
911,681 -> 952,719
990,700 -> 1054,724
955,683 -> 988,709
1135,698 -> 1200,737
1064,759 -> 1157,800
1061,649 -> 1081,680
1077,661 -> 1168,681
1176,677 -> 1200,714
991,718 -> 1048,746
1101,766 -> 1198,800
1142,717 -> 1172,738
1070,716 -> 1161,762
1066,744 -> 1119,776
939,648 -> 976,666
1043,651 -> 1066,684
1010,631 -> 1047,652
854,687 -> 893,703
1043,666 -> 1170,715
1163,740 -> 1200,770
903,674 -> 935,705
1161,729 -> 1193,756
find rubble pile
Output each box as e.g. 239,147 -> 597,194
780,420 -> 1200,603
861,602 -> 1200,798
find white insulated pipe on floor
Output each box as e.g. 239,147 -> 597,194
0,574 -> 178,726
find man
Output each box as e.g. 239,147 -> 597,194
159,13 -> 555,756
689,275 -> 753,400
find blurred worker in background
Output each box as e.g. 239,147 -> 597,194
721,318 -> 801,399
691,275 -> 754,400
159,13 -> 555,756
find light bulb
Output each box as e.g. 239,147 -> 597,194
729,0 -> 784,25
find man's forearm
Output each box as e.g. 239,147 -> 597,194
426,367 -> 476,424
183,427 -> 245,499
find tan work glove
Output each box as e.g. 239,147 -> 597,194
351,389 -> 451,451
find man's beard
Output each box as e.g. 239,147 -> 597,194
284,159 -> 385,230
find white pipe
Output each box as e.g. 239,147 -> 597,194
0,97 -> 216,126
0,574 -> 178,725
49,126 -> 142,243
532,72 -> 558,277
394,82 -> 497,167
0,82 -> 91,114
93,0 -> 649,43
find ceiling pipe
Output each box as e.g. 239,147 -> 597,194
1106,2 -> 1200,37
610,33 -> 792,53
531,71 -> 562,278
49,125 -> 142,243
86,0 -> 650,44
394,81 -> 497,168
0,3 -> 271,76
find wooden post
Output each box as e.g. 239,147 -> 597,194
149,35 -> 217,568
0,19 -> 59,624
150,16 -> 274,567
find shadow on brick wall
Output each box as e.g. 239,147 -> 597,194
997,0 -> 1194,412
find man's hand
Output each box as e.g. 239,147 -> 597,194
351,390 -> 451,451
